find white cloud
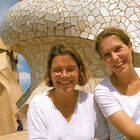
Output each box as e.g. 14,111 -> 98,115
17,54 -> 26,72
18,53 -> 25,62
19,72 -> 31,92
17,54 -> 31,92
17,62 -> 25,72
17,53 -> 30,73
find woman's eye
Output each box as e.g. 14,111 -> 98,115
116,47 -> 121,52
67,68 -> 75,72
53,69 -> 62,73
104,53 -> 110,58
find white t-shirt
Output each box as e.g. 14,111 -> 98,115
94,68 -> 140,140
27,90 -> 109,140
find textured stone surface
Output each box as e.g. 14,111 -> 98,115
0,0 -> 139,52
0,131 -> 28,140
0,39 -> 24,136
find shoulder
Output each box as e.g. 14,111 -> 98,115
93,77 -> 118,107
97,77 -> 110,88
94,77 -> 112,97
79,90 -> 94,99
29,91 -> 48,105
28,91 -> 52,115
78,90 -> 94,102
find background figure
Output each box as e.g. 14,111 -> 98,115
94,27 -> 140,140
27,43 -> 109,140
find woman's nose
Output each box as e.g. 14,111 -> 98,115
111,52 -> 119,60
61,70 -> 67,76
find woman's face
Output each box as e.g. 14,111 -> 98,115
50,54 -> 80,93
99,35 -> 133,76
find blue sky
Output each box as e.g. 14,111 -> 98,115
0,0 -> 19,23
0,0 -> 31,92
17,54 -> 31,93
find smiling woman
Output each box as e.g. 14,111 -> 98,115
94,27 -> 140,140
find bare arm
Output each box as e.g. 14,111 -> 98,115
107,110 -> 140,140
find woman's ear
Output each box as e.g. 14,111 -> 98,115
128,42 -> 132,52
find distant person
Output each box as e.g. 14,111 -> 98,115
27,43 -> 109,140
16,119 -> 23,131
94,27 -> 140,140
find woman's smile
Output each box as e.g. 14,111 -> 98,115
113,60 -> 125,68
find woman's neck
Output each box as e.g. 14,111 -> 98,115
112,68 -> 139,86
52,88 -> 77,104
110,68 -> 140,95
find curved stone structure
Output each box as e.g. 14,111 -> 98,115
0,39 -> 24,136
0,0 -> 140,50
0,0 -> 139,135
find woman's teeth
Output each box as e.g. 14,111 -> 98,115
60,81 -> 71,84
114,61 -> 124,68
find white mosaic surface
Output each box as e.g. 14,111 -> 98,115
0,0 -> 139,52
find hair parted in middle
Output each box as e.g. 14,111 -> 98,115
95,27 -> 131,57
44,43 -> 90,87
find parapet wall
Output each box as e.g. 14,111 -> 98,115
0,131 -> 28,140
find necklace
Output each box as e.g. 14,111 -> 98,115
53,90 -> 78,108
